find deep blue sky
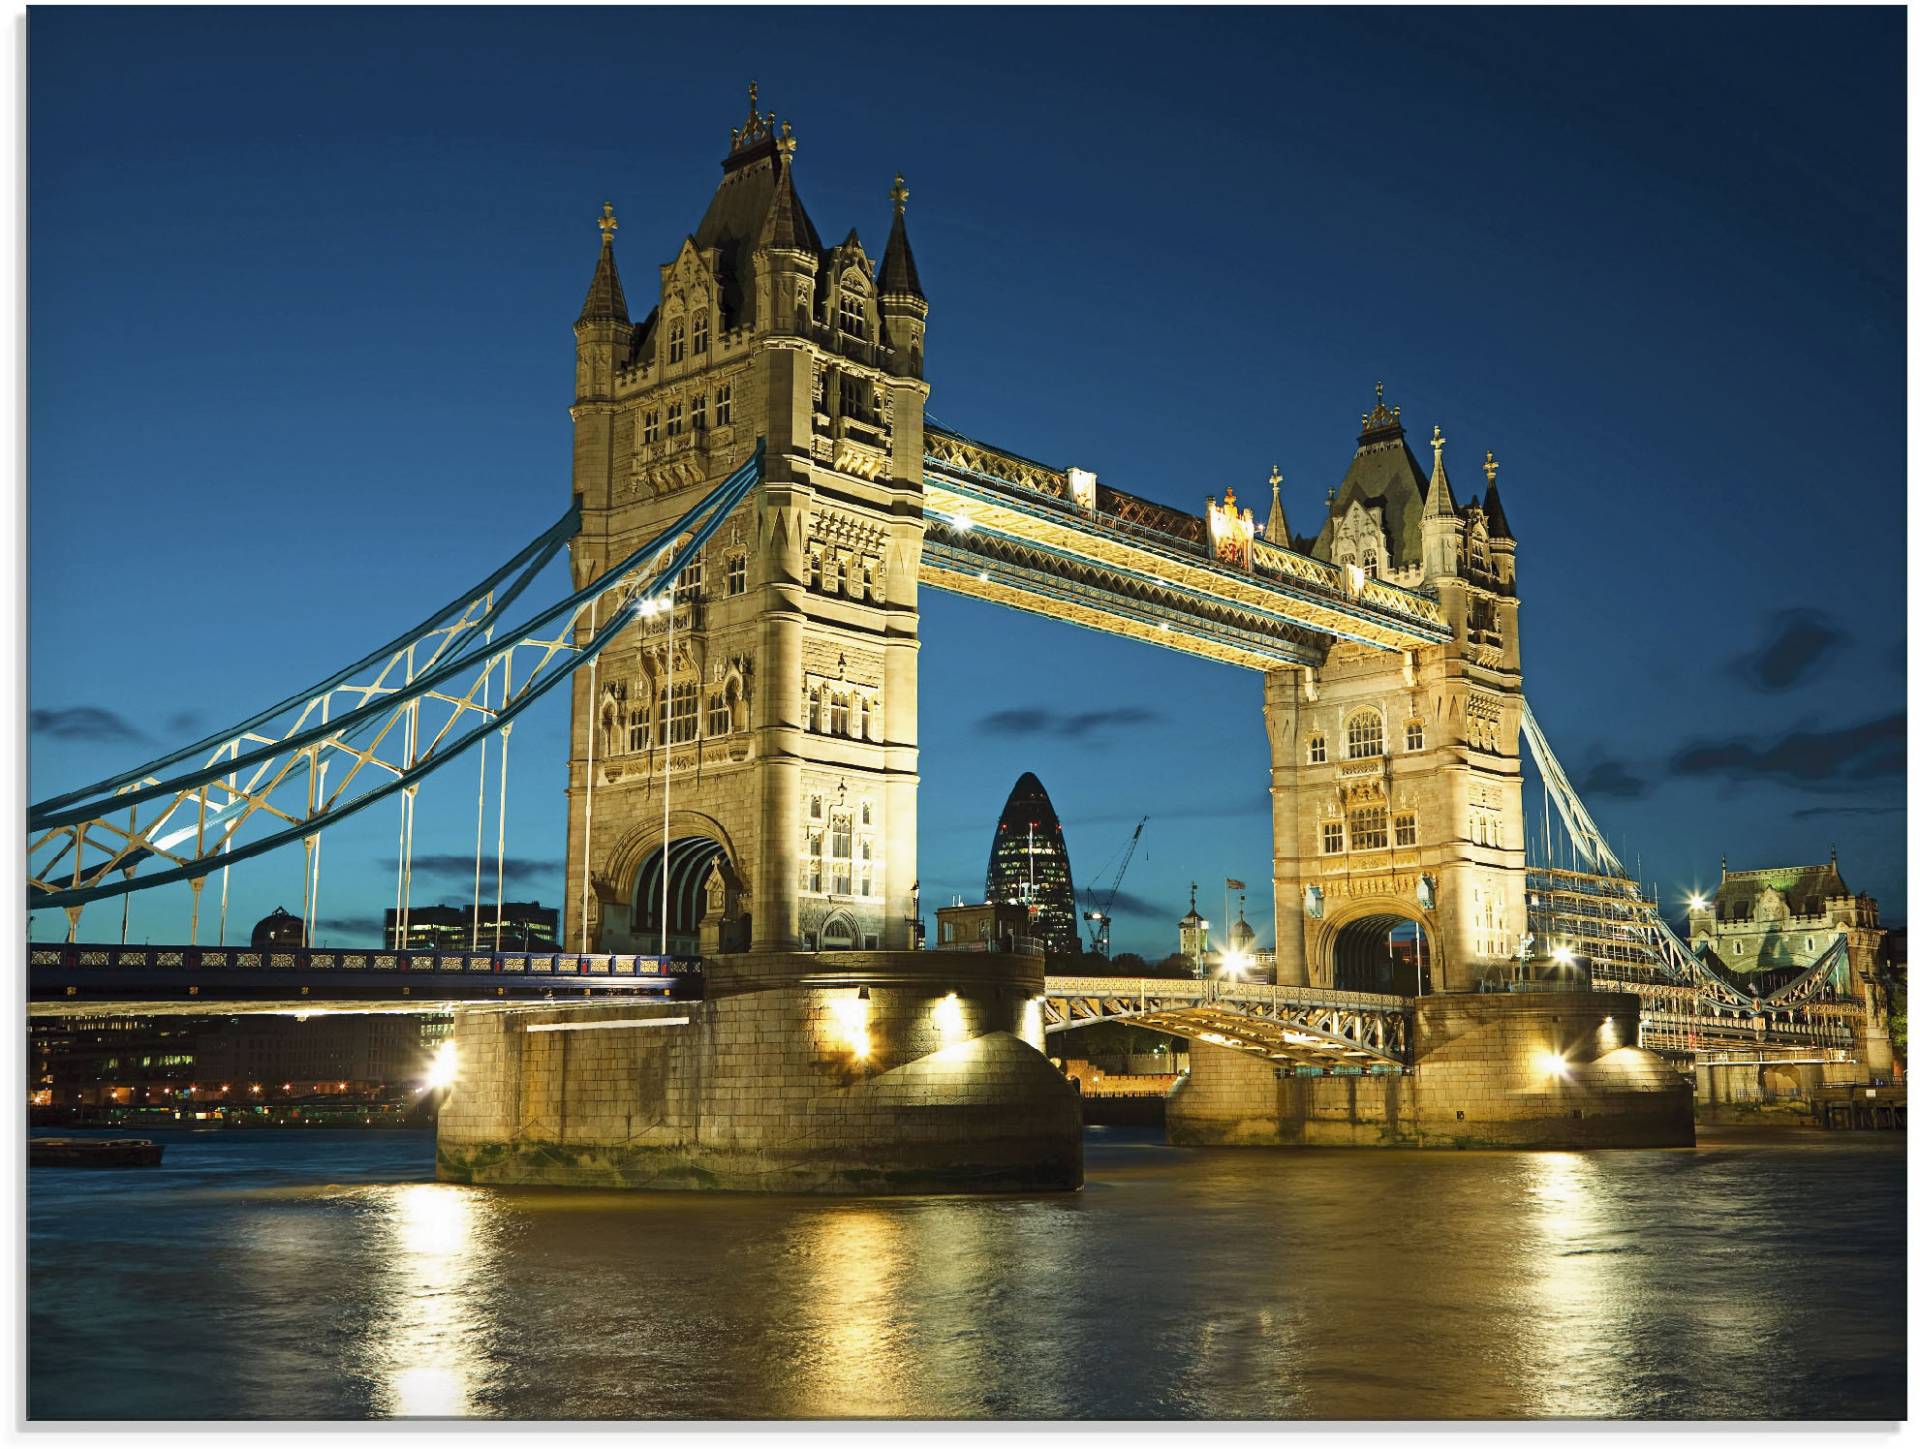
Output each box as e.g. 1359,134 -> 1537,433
29,7 -> 1907,952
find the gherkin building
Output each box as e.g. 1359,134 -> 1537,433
985,772 -> 1081,959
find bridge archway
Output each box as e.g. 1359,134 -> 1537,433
632,836 -> 732,957
1316,903 -> 1440,996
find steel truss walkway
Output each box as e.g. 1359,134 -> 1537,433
921,428 -> 1450,669
1043,975 -> 1410,1071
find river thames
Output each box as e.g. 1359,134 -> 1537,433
27,1125 -> 1904,1421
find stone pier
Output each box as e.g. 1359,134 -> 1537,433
1168,991 -> 1694,1149
436,950 -> 1082,1193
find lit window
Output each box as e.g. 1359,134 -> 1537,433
715,384 -> 733,427
1351,806 -> 1389,852
1394,812 -> 1417,848
1308,734 -> 1326,765
1346,710 -> 1383,759
692,314 -> 709,355
830,815 -> 853,894
668,321 -> 686,364
726,554 -> 746,595
1405,721 -> 1424,752
1322,821 -> 1344,854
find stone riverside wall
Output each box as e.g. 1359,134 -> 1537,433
436,951 -> 1082,1193
1168,991 -> 1694,1149
1692,1057 -> 1868,1127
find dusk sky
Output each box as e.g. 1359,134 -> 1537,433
29,7 -> 1906,954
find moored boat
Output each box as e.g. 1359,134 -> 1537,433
30,1137 -> 165,1168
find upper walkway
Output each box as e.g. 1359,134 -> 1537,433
920,427 -> 1451,671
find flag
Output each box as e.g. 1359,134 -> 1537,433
1225,877 -> 1246,891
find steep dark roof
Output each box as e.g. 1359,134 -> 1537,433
1714,860 -> 1853,920
1310,427 -> 1433,570
576,241 -> 629,327
692,146 -> 819,328
1483,479 -> 1513,539
878,206 -> 924,299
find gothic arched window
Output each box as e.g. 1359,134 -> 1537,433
1308,733 -> 1326,765
692,313 -> 709,355
1346,710 -> 1383,759
1405,720 -> 1425,752
838,290 -> 866,339
668,321 -> 686,364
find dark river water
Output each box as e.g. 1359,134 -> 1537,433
27,1125 -> 1905,1421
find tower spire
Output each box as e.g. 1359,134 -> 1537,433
576,199 -> 629,326
1423,423 -> 1456,517
1481,448 -> 1513,539
1266,464 -> 1288,546
878,172 -> 925,301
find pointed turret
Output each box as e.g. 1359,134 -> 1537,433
1481,449 -> 1513,539
576,201 -> 630,326
876,173 -> 929,380
878,174 -> 925,301
757,136 -> 821,253
1423,424 -> 1457,519
1266,465 -> 1289,545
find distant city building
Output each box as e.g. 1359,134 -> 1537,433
384,901 -> 560,952
984,773 -> 1081,958
251,906 -> 304,949
932,900 -> 1033,953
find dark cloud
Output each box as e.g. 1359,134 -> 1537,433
315,915 -> 390,943
1733,609 -> 1848,692
1788,804 -> 1904,821
1669,712 -> 1903,788
387,853 -> 561,886
31,706 -> 145,742
166,710 -> 205,737
978,707 -> 1162,739
1094,888 -> 1166,920
1578,758 -> 1648,799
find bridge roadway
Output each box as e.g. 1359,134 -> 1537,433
30,946 -> 1413,1069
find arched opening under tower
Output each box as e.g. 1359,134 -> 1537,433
633,836 -> 730,957
1331,914 -> 1433,996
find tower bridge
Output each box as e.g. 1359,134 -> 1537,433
26,88 -> 1895,1187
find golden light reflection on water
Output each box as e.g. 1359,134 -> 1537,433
367,1183 -> 495,1418
1521,1151 -> 1631,1418
783,1206 -> 917,1417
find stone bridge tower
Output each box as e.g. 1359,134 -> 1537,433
563,89 -> 928,955
1266,388 -> 1525,993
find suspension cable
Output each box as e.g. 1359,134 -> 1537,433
580,596 -> 600,951
471,670 -> 489,950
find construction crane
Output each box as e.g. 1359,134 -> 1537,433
1082,816 -> 1147,958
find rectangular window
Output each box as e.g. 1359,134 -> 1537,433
726,554 -> 746,595
692,314 -> 709,354
626,703 -> 650,753
673,555 -> 703,604
1347,713 -> 1384,759
1308,735 -> 1326,764
667,323 -> 685,364
1394,812 -> 1417,848
839,293 -> 866,339
829,693 -> 849,737
714,384 -> 732,427
707,693 -> 730,736
809,795 -> 822,820
642,411 -> 659,444
1405,721 -> 1425,752
660,682 -> 698,744
692,394 -> 708,432
1322,821 -> 1344,854
1351,806 -> 1390,852
665,401 -> 684,437
830,816 -> 853,894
